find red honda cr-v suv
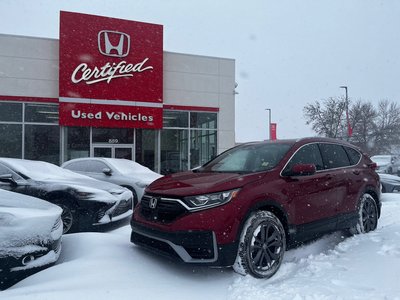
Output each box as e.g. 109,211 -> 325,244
131,137 -> 381,278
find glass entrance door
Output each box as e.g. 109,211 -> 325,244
92,144 -> 134,159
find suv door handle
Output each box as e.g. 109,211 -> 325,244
353,170 -> 360,175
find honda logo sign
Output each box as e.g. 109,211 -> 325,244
98,30 -> 130,57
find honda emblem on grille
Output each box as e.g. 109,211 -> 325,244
149,197 -> 158,209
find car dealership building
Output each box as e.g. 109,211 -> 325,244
0,11 -> 235,174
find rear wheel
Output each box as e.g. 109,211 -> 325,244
350,193 -> 378,234
233,211 -> 286,278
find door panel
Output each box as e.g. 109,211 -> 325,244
115,147 -> 133,159
93,147 -> 112,158
92,145 -> 133,159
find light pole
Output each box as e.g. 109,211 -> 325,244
265,108 -> 271,140
340,86 -> 350,139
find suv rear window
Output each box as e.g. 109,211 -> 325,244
344,146 -> 362,165
319,143 -> 350,169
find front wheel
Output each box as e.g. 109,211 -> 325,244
54,201 -> 79,234
233,211 -> 286,279
349,193 -> 378,234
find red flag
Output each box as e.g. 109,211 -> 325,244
270,123 -> 277,140
346,110 -> 352,137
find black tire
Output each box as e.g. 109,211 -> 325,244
388,167 -> 393,174
233,211 -> 286,279
349,193 -> 378,234
54,201 -> 79,234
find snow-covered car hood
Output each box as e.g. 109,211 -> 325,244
0,190 -> 62,250
105,158 -> 163,185
379,174 -> 400,184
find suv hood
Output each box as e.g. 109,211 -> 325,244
147,170 -> 266,197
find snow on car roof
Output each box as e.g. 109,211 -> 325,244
0,158 -> 91,181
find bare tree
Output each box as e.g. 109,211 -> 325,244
348,100 -> 377,153
372,100 -> 400,154
303,97 -> 347,138
304,98 -> 400,155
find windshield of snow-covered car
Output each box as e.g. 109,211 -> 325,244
371,156 -> 391,164
199,143 -> 293,173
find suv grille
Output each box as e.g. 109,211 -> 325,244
140,194 -> 187,223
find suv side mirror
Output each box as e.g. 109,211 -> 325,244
291,164 -> 316,176
0,174 -> 18,186
102,168 -> 112,176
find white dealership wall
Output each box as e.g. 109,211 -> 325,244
0,34 -> 236,154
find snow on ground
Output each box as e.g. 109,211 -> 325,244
2,194 -> 400,300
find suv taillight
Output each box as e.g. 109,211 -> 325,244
367,162 -> 378,170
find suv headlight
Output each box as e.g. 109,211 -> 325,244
184,189 -> 240,211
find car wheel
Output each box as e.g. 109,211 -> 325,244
388,167 -> 393,174
54,202 -> 78,234
233,211 -> 286,279
350,193 -> 378,234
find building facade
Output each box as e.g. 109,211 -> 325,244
0,12 -> 235,174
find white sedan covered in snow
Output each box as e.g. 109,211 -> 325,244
0,189 -> 63,275
62,158 -> 162,206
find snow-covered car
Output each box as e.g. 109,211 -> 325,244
62,158 -> 162,206
379,173 -> 400,193
0,158 -> 133,234
371,155 -> 400,174
0,189 -> 62,275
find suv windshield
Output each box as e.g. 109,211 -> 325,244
200,142 -> 293,173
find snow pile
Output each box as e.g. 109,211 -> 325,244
2,194 -> 400,299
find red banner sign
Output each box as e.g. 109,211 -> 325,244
270,123 -> 277,140
59,11 -> 163,128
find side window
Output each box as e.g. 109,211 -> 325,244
0,163 -> 22,181
283,143 -> 323,174
64,161 -> 89,172
85,161 -> 109,173
319,143 -> 350,169
344,147 -> 361,165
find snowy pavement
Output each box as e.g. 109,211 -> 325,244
2,194 -> 400,300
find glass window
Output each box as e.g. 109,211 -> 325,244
25,103 -> 59,123
319,143 -> 350,169
202,143 -> 293,173
93,147 -> 112,157
24,125 -> 60,165
136,129 -> 158,170
63,161 -> 88,172
163,111 -> 188,128
160,129 -> 188,174
0,124 -> 22,158
64,127 -> 90,161
0,162 -> 22,181
283,143 -> 324,174
344,146 -> 362,165
190,112 -> 217,129
0,102 -> 22,122
85,161 -> 108,173
190,129 -> 217,168
92,128 -> 133,144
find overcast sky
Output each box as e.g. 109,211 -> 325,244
1,0 -> 399,142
